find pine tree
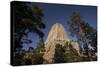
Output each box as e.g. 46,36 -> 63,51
67,12 -> 97,61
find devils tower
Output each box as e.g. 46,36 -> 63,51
43,23 -> 69,63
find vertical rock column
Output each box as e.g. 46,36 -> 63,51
43,23 -> 69,64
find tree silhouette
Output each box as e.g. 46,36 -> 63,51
12,1 -> 45,51
67,12 -> 97,61
54,44 -> 65,63
11,1 -> 46,65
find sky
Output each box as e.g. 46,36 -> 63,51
22,2 -> 97,50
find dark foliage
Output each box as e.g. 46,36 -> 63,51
54,44 -> 65,63
54,42 -> 81,63
12,1 -> 45,51
12,1 -> 46,65
67,12 -> 97,61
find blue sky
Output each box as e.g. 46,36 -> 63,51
22,2 -> 97,50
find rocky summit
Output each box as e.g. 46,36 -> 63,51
43,23 -> 69,63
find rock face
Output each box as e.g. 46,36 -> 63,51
70,41 -> 81,56
43,23 -> 69,63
